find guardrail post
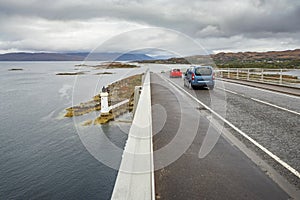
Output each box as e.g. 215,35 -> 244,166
261,69 -> 264,81
247,69 -> 250,80
227,68 -> 230,78
279,69 -> 283,85
236,68 -> 239,79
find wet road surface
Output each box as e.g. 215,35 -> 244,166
218,78 -> 300,96
151,73 -> 292,200
167,74 -> 300,187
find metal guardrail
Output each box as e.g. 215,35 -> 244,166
216,68 -> 300,88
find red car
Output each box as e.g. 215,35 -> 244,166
170,68 -> 182,78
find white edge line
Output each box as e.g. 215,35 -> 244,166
160,74 -> 300,180
250,98 -> 300,116
219,80 -> 300,99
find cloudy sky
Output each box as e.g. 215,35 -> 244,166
0,0 -> 299,55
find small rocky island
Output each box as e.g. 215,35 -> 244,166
95,72 -> 115,75
58,62 -> 139,76
76,62 -> 140,69
56,72 -> 85,75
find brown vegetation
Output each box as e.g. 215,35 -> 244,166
64,74 -> 143,118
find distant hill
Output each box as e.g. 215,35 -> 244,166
81,52 -> 154,61
0,52 -> 154,61
139,49 -> 300,68
212,49 -> 300,64
0,53 -> 81,61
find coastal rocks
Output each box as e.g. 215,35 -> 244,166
56,72 -> 85,75
95,72 -> 115,75
81,120 -> 93,126
64,101 -> 101,117
88,62 -> 140,69
74,62 -> 140,70
64,73 -> 143,125
94,112 -> 114,125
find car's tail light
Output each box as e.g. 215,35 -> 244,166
192,73 -> 195,80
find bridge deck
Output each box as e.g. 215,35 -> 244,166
151,73 -> 290,200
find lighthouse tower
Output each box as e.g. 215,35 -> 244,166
100,90 -> 109,115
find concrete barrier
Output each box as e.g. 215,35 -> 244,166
111,70 -> 155,200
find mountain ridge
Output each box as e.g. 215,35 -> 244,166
139,49 -> 300,68
0,52 -> 154,61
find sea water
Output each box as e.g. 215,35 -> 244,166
0,61 -> 146,200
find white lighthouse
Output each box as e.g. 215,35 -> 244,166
100,89 -> 109,114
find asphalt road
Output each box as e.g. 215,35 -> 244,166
165,74 -> 300,187
219,78 -> 300,96
151,73 -> 293,200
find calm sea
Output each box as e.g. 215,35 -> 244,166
0,62 -> 146,200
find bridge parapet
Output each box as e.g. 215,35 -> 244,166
111,70 -> 155,200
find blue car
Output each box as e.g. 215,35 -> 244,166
183,66 -> 215,90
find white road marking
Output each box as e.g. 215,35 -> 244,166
160,74 -> 300,180
216,86 -> 300,116
251,98 -> 300,116
223,88 -> 238,95
218,80 -> 300,99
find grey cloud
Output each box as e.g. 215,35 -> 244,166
222,4 -> 300,35
1,0 -> 298,35
0,0 -> 299,53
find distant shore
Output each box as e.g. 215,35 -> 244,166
56,62 -> 139,76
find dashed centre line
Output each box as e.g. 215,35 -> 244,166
161,74 -> 300,180
216,87 -> 300,116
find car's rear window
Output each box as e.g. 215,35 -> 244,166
194,67 -> 212,76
